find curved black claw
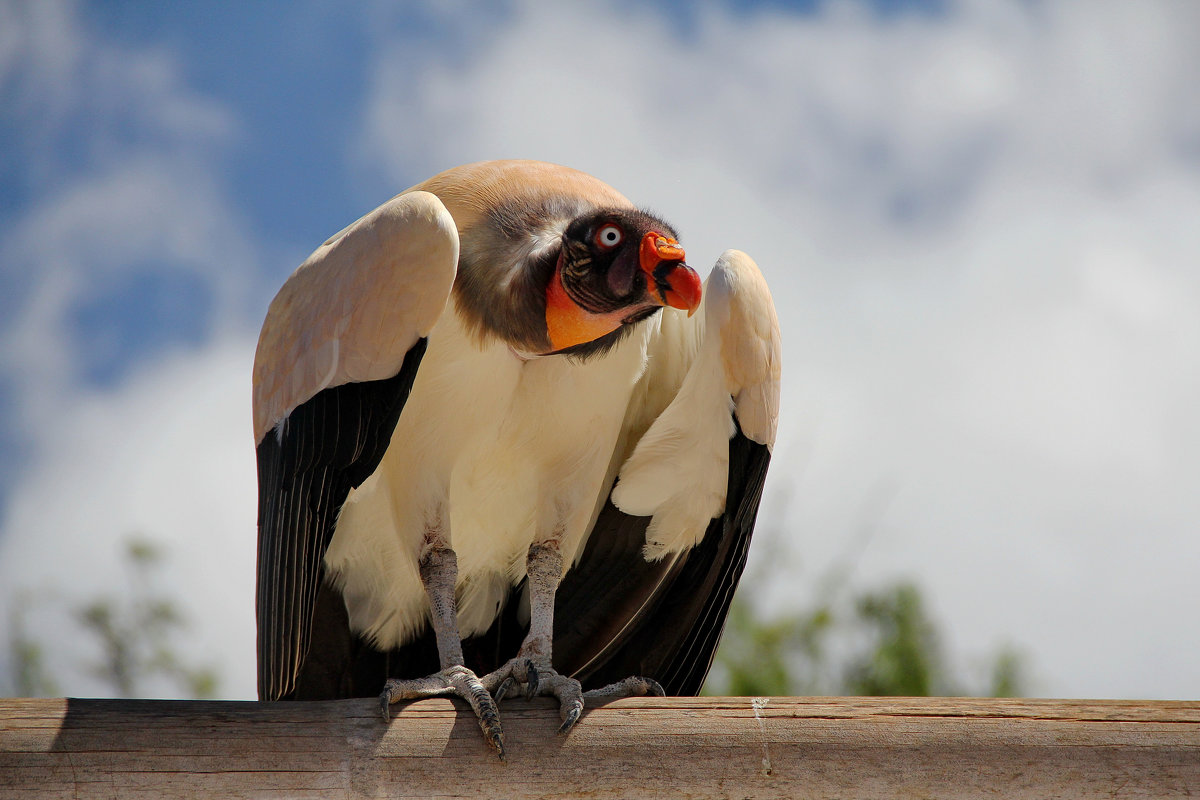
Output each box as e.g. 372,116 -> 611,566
380,692 -> 392,723
557,698 -> 583,734
524,661 -> 540,699
494,659 -> 538,703
379,666 -> 506,760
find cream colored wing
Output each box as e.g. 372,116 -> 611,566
252,190 -> 457,701
612,249 -> 781,558
252,190 -> 459,444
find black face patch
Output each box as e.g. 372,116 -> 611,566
559,208 -> 680,315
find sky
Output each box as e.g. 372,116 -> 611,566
1,0 -> 1198,701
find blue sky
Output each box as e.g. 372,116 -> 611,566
2,0 -> 1199,700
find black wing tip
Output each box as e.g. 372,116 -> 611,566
255,339 -> 430,701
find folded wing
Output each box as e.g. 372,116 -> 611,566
555,250 -> 781,693
253,191 -> 458,700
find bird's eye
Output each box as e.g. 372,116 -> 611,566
594,224 -> 623,250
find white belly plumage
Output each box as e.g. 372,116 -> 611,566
324,307 -> 654,650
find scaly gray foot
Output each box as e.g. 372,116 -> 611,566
484,658 -> 582,733
380,665 -> 505,760
484,659 -> 665,734
583,674 -> 666,702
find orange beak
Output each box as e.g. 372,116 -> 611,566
639,232 -> 702,316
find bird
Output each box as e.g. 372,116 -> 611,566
252,159 -> 780,758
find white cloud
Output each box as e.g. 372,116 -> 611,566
0,339 -> 259,699
2,158 -> 257,420
359,0 -> 1200,698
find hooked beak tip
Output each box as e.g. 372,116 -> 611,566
662,262 -> 702,315
640,231 -> 701,314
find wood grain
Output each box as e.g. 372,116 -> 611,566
2,696 -> 1198,798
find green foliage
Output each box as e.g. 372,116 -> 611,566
7,591 -> 60,697
843,583 -> 939,696
76,537 -> 218,698
712,601 -> 834,697
4,536 -> 219,699
987,645 -> 1026,698
707,580 -> 1026,698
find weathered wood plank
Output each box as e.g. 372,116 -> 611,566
1,696 -> 1197,799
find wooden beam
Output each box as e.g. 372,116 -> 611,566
2,696 -> 1198,798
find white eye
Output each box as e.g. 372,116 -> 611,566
595,224 -> 623,249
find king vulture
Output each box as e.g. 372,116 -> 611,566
253,160 -> 780,757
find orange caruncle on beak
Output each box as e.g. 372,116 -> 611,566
640,232 -> 702,316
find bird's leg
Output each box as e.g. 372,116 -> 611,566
379,541 -> 505,759
483,542 -> 579,728
482,542 -> 664,733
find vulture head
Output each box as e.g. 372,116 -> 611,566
545,208 -> 703,353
